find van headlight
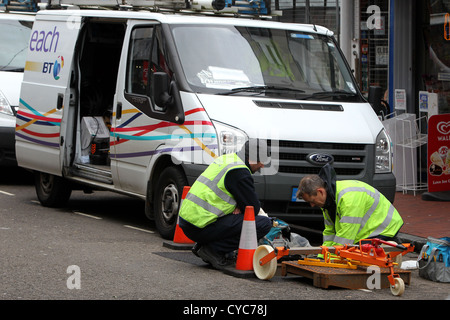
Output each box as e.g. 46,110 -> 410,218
375,129 -> 392,173
0,90 -> 14,116
212,120 -> 247,156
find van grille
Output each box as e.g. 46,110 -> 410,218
268,140 -> 368,177
263,140 -> 370,218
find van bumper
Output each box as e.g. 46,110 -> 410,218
181,164 -> 397,221
372,172 -> 397,203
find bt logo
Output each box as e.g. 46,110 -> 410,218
42,56 -> 64,80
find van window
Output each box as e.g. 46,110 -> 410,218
171,25 -> 358,100
127,26 -> 153,95
126,25 -> 173,97
0,20 -> 33,72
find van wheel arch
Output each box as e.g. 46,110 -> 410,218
151,164 -> 188,240
145,155 -> 175,220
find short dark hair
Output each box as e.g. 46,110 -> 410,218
238,139 -> 271,164
296,175 -> 325,199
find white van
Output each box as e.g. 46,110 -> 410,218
15,2 -> 395,239
0,12 -> 34,166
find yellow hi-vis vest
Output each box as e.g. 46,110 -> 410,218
322,180 -> 404,246
179,153 -> 250,228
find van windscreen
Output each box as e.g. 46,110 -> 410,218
171,24 -> 360,101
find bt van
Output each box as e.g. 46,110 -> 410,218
15,1 -> 395,239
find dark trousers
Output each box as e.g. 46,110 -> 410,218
179,214 -> 272,255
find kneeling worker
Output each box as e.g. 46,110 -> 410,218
296,164 -> 403,247
179,139 -> 272,270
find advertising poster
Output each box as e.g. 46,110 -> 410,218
427,114 -> 450,192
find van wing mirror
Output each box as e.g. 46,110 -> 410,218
151,72 -> 185,124
124,72 -> 185,124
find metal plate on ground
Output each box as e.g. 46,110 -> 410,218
281,261 -> 411,290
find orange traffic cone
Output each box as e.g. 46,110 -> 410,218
235,206 -> 258,271
162,186 -> 194,250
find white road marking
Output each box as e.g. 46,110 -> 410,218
72,211 -> 102,220
0,190 -> 15,196
123,225 -> 154,233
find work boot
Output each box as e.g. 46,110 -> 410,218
191,242 -> 201,257
197,245 -> 232,270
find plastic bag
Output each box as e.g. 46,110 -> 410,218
260,218 -> 310,248
417,236 -> 450,283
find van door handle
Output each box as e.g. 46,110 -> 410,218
57,93 -> 64,110
116,102 -> 122,120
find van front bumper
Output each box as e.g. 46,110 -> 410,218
372,172 -> 397,204
181,163 -> 397,222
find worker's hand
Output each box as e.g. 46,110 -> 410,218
232,207 -> 241,214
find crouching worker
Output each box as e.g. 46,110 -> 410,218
178,139 -> 273,270
296,164 -> 403,247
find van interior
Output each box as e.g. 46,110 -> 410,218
68,19 -> 126,183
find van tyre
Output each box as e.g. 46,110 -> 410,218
34,172 -> 72,207
153,166 -> 187,240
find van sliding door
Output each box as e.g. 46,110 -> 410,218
15,14 -> 82,175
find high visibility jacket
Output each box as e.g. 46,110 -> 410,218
179,153 -> 250,228
322,180 -> 403,246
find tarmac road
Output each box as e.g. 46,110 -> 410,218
0,167 -> 448,310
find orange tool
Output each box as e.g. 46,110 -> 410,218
253,238 -> 414,296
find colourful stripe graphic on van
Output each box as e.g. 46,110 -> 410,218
15,98 -> 61,148
16,99 -> 61,128
114,144 -> 218,159
111,107 -> 218,159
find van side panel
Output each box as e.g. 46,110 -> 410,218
112,22 -> 217,194
15,16 -> 81,175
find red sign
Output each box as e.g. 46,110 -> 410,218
428,114 -> 450,192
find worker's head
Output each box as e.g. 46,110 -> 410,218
296,175 -> 327,208
238,139 -> 271,173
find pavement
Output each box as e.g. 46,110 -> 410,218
393,190 -> 450,251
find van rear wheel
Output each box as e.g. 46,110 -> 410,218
34,171 -> 72,207
153,166 -> 187,240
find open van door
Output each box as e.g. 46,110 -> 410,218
15,14 -> 82,175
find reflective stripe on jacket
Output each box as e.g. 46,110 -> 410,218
322,180 -> 403,246
179,153 -> 250,228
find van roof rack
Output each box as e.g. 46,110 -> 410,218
45,0 -> 280,18
0,0 -> 39,12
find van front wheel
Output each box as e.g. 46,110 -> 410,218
34,171 -> 72,207
153,166 -> 187,240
